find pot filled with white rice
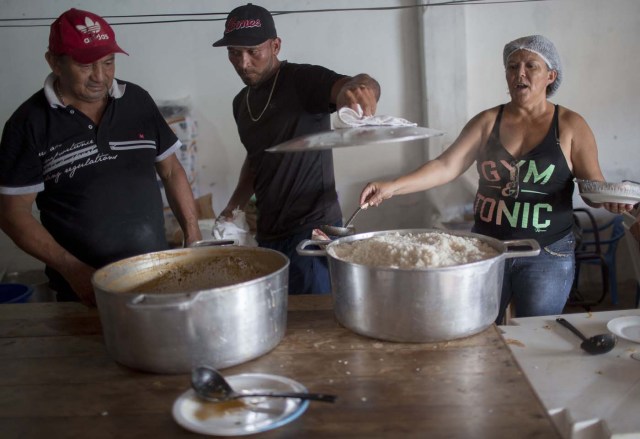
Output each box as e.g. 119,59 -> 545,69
297,229 -> 539,342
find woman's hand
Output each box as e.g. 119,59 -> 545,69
601,202 -> 635,214
360,181 -> 396,207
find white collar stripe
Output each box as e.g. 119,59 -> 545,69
43,73 -> 126,108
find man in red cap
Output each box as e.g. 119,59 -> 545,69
214,3 -> 381,295
0,8 -> 201,306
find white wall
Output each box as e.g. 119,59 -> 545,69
463,0 -> 640,186
0,0 -> 424,272
0,0 -> 422,213
423,0 -> 640,283
1,0 -> 638,282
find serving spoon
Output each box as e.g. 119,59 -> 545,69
320,203 -> 369,237
556,318 -> 617,355
191,366 -> 337,403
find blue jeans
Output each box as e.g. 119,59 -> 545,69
496,232 -> 576,323
258,226 -> 334,295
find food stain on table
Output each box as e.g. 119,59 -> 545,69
505,338 -> 526,348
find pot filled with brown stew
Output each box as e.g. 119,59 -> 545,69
92,245 -> 288,374
297,229 -> 539,342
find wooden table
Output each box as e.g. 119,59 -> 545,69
0,296 -> 559,438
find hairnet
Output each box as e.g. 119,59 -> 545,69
503,35 -> 562,97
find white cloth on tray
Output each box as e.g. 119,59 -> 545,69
332,104 -> 417,129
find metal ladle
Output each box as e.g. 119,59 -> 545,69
556,318 -> 617,355
191,366 -> 337,403
320,203 -> 369,237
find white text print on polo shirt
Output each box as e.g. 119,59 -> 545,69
43,140 -> 117,183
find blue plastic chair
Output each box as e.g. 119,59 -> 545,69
621,211 -> 640,308
574,212 -> 626,305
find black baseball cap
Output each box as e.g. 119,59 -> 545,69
212,3 -> 277,47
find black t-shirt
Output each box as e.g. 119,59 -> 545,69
473,105 -> 575,247
232,61 -> 345,240
0,75 -> 180,291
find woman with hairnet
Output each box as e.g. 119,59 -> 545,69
360,35 -> 635,323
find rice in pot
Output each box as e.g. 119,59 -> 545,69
328,231 -> 499,269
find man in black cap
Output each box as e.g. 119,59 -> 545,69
214,3 -> 380,295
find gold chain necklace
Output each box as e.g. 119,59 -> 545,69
245,68 -> 280,122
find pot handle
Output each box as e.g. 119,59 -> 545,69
126,292 -> 200,309
501,239 -> 541,259
296,239 -> 330,257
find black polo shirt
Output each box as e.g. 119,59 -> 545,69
232,61 -> 345,240
0,74 -> 180,289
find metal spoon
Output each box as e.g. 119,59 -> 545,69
191,366 -> 337,403
556,318 -> 617,355
320,203 -> 369,237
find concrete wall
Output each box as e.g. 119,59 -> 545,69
0,0 -> 425,272
1,0 -> 638,283
463,0 -> 640,186
422,0 -> 640,284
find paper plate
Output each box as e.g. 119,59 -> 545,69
606,316 -> 640,344
577,179 -> 640,205
266,126 -> 444,152
580,193 -> 640,204
172,373 -> 309,436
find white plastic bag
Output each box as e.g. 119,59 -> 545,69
213,208 -> 257,246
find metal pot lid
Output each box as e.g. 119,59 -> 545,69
266,126 -> 444,153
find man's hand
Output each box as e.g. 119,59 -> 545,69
219,206 -> 237,221
59,254 -> 97,307
333,74 -> 380,116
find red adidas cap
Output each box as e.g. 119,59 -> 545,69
49,8 -> 128,64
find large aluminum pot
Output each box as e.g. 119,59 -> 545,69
92,245 -> 289,374
297,229 -> 539,343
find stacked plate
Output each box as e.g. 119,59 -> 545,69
576,179 -> 640,204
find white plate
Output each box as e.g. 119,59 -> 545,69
580,193 -> 640,204
172,373 -> 309,436
606,316 -> 640,344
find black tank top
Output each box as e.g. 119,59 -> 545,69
473,105 -> 575,247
